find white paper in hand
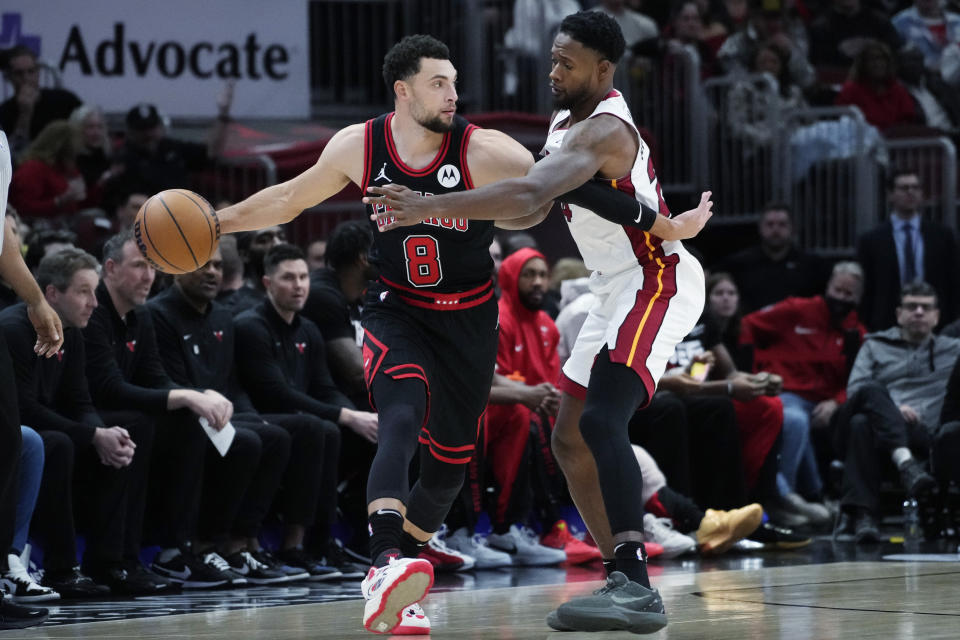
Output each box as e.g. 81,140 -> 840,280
199,417 -> 235,457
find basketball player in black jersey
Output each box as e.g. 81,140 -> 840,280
216,35 -> 558,635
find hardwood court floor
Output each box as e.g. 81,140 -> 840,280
2,544 -> 959,639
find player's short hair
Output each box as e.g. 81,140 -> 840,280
37,247 -> 100,292
263,243 -> 307,275
382,35 -> 451,91
102,228 -> 136,265
326,221 -> 373,271
558,11 -> 626,63
900,281 -> 938,306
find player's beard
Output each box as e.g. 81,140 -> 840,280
411,100 -> 454,133
552,83 -> 592,111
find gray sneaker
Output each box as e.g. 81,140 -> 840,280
553,571 -> 667,634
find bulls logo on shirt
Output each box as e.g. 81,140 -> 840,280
126,340 -> 137,353
212,330 -> 224,342
295,342 -> 307,354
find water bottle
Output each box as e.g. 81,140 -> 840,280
903,497 -> 921,547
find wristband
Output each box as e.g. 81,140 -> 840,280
559,179 -> 658,231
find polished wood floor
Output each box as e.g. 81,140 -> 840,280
3,552 -> 959,639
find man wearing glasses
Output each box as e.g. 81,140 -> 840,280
833,282 -> 960,543
857,169 -> 960,331
0,46 -> 81,158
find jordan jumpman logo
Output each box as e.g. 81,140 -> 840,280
375,163 -> 390,182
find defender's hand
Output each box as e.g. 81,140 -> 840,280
364,184 -> 432,230
667,191 -> 713,240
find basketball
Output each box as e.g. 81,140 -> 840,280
133,189 -> 221,274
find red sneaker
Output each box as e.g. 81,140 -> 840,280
541,520 -> 602,565
644,542 -> 664,559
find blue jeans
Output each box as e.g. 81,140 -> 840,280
776,393 -> 823,499
14,426 -> 44,553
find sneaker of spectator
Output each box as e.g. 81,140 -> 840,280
1,553 -> 59,603
249,549 -> 309,582
276,547 -> 342,582
321,539 -> 367,580
541,520 -> 602,565
782,492 -> 832,528
746,522 -> 812,550
151,547 -> 235,590
696,505 -> 765,555
487,525 -> 566,566
82,559 -> 173,596
224,551 -> 289,585
444,527 -> 513,569
762,495 -> 811,530
42,566 -> 110,599
897,458 -> 937,497
853,510 -> 882,545
642,514 -> 697,559
418,526 -> 475,572
0,598 -> 49,630
833,508 -> 857,542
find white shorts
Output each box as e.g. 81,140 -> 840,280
558,244 -> 704,405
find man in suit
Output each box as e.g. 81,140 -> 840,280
857,170 -> 960,331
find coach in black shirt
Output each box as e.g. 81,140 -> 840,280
0,249 -> 113,597
236,244 -> 378,570
84,229 -> 237,589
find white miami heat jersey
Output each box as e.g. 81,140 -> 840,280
543,89 -> 677,275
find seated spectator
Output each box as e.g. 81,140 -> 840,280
69,104 -> 121,210
148,246 -> 357,581
0,46 -> 82,161
833,282 -> 960,543
0,249 -> 114,598
23,228 -> 76,273
234,244 -> 378,572
630,2 -> 720,79
216,234 -> 244,300
726,45 -> 808,152
809,0 -> 902,70
896,47 -> 960,134
221,226 -> 286,315
83,230 -> 236,590
699,0 -> 750,47
892,0 -> 960,72
703,272 -> 750,370
108,92 -> 231,197
592,0 -> 659,49
306,238 -> 327,272
477,249 -> 583,565
717,0 -> 815,89
4,426 -> 56,602
715,202 -> 828,313
9,121 -> 87,223
835,41 -> 920,132
857,169 -> 960,330
543,256 -> 589,320
741,262 -> 867,525
934,353 -> 960,497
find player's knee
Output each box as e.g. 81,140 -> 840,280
578,405 -> 617,448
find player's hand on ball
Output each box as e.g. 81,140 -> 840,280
364,184 -> 430,230
669,191 -> 713,240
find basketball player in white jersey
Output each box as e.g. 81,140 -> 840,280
368,11 -> 712,633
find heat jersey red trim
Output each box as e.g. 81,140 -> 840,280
384,113 -> 451,177
360,119 -> 374,193
460,124 -> 477,189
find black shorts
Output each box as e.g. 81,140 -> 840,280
361,280 -> 499,464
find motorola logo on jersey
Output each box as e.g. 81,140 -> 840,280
437,164 -> 461,188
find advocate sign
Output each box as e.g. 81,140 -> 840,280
4,0 -> 309,118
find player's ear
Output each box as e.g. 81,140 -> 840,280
597,59 -> 613,82
394,79 -> 410,101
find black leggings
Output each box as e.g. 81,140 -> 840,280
367,377 -> 466,533
0,331 -> 20,566
579,347 -> 649,535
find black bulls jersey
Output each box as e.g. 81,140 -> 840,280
362,112 -> 495,297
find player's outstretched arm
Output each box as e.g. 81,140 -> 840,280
218,124 -> 364,234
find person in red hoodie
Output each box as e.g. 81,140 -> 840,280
835,41 -> 918,132
480,247 -> 599,566
740,261 -> 866,517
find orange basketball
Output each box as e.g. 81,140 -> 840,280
134,189 -> 221,274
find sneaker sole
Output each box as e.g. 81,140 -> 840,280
556,605 -> 667,634
307,571 -> 343,582
363,562 -> 434,635
546,609 -> 574,631
181,580 -> 229,589
9,593 -> 59,603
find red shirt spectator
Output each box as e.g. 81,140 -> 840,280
835,40 -> 919,131
9,120 -> 84,220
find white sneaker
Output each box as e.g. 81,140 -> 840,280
418,526 -> 475,572
393,602 -> 431,635
2,554 -> 59,602
445,527 -> 512,569
361,557 -> 434,634
487,525 -> 566,566
643,514 -> 697,559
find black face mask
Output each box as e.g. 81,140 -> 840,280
825,296 -> 856,323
